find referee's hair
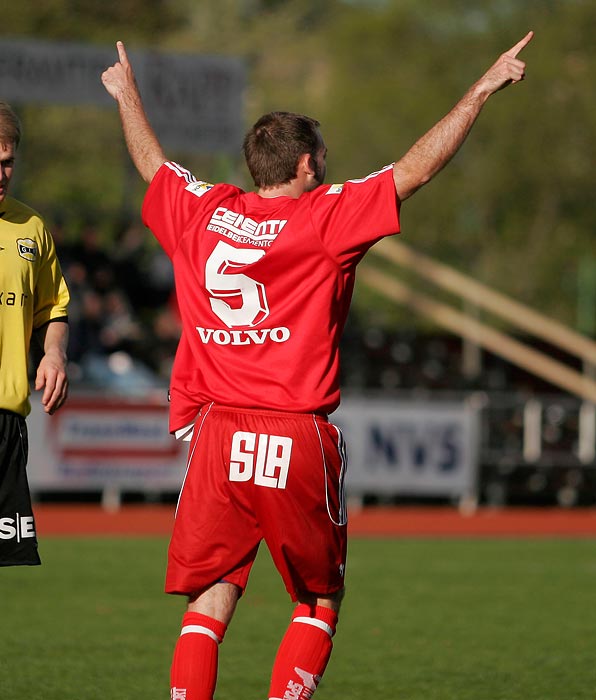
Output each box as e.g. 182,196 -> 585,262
243,111 -> 321,188
0,101 -> 22,149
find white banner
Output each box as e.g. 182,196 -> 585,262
27,395 -> 479,501
0,37 -> 245,153
27,395 -> 186,491
334,398 -> 479,500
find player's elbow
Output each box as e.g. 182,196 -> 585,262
393,164 -> 432,201
141,156 -> 166,184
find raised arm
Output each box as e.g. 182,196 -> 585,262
393,31 -> 533,201
101,41 -> 166,183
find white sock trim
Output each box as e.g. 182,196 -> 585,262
293,616 -> 334,637
180,624 -> 220,644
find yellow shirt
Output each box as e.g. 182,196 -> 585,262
0,196 -> 70,417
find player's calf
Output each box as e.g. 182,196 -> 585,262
268,603 -> 339,700
170,611 -> 227,700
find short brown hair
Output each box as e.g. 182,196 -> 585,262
243,111 -> 322,188
0,101 -> 21,148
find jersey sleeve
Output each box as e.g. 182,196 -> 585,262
311,164 -> 400,268
142,161 -> 216,258
33,226 -> 70,329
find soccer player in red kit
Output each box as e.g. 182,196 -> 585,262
102,31 -> 532,700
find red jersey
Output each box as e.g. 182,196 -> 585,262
142,162 -> 400,432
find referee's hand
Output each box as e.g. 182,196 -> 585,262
35,352 -> 68,415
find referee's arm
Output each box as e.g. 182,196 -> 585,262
33,318 -> 69,415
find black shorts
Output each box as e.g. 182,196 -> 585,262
0,410 -> 41,566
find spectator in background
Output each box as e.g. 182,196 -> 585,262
0,101 -> 69,567
113,218 -> 174,311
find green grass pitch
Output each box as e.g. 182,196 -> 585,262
1,535 -> 595,699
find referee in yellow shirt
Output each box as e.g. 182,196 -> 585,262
0,101 -> 70,566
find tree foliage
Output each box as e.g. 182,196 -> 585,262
2,0 -> 594,330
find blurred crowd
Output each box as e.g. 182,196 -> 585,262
52,219 -> 564,399
55,218 -> 478,397
55,220 -> 180,395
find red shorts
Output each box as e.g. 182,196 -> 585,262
165,403 -> 347,601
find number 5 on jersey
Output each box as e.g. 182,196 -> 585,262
206,241 -> 269,328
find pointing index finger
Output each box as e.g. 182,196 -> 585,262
505,30 -> 534,58
116,40 -> 128,65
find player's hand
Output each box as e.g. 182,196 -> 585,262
35,351 -> 68,415
478,31 -> 534,96
101,41 -> 138,101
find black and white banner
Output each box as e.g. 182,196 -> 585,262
0,37 -> 245,153
334,398 -> 479,500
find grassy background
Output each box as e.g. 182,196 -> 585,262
1,536 -> 595,699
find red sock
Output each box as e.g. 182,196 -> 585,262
268,604 -> 338,700
170,612 -> 227,700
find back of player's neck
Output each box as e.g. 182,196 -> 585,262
257,183 -> 300,199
